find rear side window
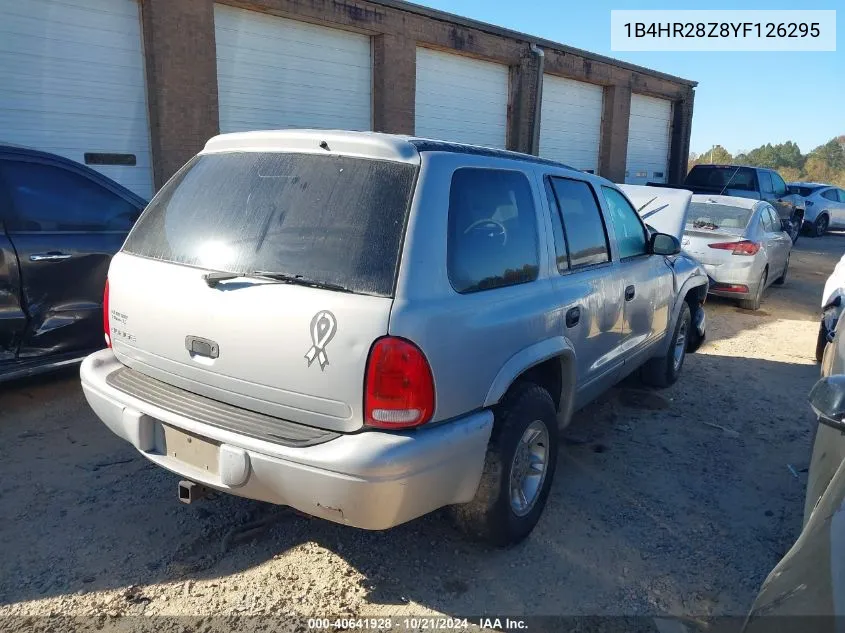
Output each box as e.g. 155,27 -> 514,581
789,185 -> 822,197
601,186 -> 648,259
1,160 -> 139,232
123,152 -> 416,297
771,171 -> 787,196
549,177 -> 610,268
839,190 -> 845,203
761,207 -> 777,232
758,171 -> 773,194
447,168 -> 539,294
822,189 -> 839,201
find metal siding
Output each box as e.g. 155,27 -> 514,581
625,93 -> 672,185
538,75 -> 603,173
414,47 -> 508,149
214,5 -> 372,134
0,0 -> 153,198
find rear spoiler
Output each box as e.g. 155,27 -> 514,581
617,185 -> 692,241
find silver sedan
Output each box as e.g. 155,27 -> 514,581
682,195 -> 792,310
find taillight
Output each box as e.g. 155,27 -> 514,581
103,279 -> 111,348
708,240 -> 760,256
710,282 -> 749,293
364,336 -> 435,429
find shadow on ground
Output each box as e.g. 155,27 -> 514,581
0,350 -> 818,617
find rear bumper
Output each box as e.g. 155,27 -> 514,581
701,262 -> 759,299
80,349 -> 493,530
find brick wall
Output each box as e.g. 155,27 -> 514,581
139,0 -> 695,188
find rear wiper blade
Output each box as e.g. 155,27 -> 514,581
251,271 -> 353,293
203,270 -> 352,292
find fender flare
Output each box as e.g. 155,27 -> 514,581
483,337 -> 578,430
658,273 -> 709,355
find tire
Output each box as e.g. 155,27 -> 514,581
739,269 -> 767,311
816,323 -> 827,363
641,301 -> 691,388
685,299 -> 705,353
813,214 -> 829,238
452,382 -> 558,547
774,254 -> 788,285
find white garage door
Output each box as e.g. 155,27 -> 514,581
0,0 -> 153,198
625,94 -> 672,185
215,5 -> 371,134
415,48 -> 508,149
539,76 -> 603,172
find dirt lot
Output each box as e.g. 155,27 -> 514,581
1,233 -> 843,626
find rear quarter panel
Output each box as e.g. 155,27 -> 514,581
390,153 -> 576,423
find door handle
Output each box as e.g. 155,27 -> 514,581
30,252 -> 72,262
625,285 -> 636,301
565,306 -> 581,328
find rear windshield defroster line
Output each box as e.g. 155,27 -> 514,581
123,152 -> 418,297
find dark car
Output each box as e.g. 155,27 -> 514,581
742,319 -> 845,632
651,164 -> 805,243
0,144 -> 146,381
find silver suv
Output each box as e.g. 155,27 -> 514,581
81,130 -> 708,545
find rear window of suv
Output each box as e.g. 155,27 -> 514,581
123,152 -> 417,297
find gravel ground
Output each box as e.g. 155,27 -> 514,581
1,233 -> 842,627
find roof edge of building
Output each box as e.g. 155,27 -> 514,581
370,0 -> 698,88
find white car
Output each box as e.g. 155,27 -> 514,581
788,182 -> 845,237
680,195 -> 792,310
816,252 -> 845,362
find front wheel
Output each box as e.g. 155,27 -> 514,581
452,382 -> 558,547
641,301 -> 691,388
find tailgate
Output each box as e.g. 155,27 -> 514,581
108,149 -> 418,433
109,254 -> 391,432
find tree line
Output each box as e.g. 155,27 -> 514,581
689,136 -> 845,187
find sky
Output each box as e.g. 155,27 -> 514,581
409,0 -> 843,157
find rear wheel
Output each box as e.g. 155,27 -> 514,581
641,301 -> 691,388
739,269 -> 767,311
774,254 -> 789,285
813,214 -> 829,237
452,382 -> 558,547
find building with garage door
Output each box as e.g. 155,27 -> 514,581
0,0 -> 696,197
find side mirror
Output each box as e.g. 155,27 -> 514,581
809,376 -> 845,432
650,232 -> 681,256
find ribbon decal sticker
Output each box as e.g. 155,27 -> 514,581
304,310 -> 337,371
